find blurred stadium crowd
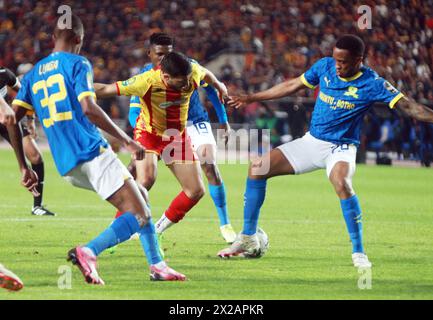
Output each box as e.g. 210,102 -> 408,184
1,0 -> 432,165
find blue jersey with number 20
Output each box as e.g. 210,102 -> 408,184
13,52 -> 108,176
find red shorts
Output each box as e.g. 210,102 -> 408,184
134,129 -> 197,164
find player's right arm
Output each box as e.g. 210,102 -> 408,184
5,82 -> 39,195
228,58 -> 326,109
228,77 -> 306,108
95,73 -> 150,99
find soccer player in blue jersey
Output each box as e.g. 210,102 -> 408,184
219,34 -> 433,268
124,33 -> 236,243
8,15 -> 186,283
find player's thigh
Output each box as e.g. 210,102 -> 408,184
23,136 -> 42,164
326,145 -> 357,196
249,148 -> 295,179
168,161 -> 205,197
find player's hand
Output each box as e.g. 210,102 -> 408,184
219,122 -> 232,146
0,108 -> 16,126
226,95 -> 251,109
125,139 -> 145,161
21,167 -> 39,196
215,81 -> 229,103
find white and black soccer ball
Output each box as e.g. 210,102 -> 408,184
244,227 -> 269,258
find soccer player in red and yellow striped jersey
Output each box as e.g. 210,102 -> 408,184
95,52 -> 229,246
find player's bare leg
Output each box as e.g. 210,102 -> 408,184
136,152 -> 158,191
218,148 -> 295,258
23,136 -> 56,216
197,143 -> 236,243
154,161 -> 205,236
329,161 -> 371,268
68,178 -> 186,283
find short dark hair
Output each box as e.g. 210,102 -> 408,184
54,14 -> 84,41
335,34 -> 365,57
160,52 -> 191,77
150,32 -> 174,46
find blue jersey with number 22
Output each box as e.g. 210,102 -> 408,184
13,52 -> 108,176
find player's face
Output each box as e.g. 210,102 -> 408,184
333,48 -> 362,78
162,72 -> 192,91
149,45 -> 173,66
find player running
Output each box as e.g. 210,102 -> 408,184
124,33 -> 236,243
219,34 -> 433,268
95,51 -> 230,252
0,67 -> 55,216
9,14 -> 186,283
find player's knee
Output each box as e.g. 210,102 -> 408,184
248,158 -> 269,180
185,185 -> 205,201
137,175 -> 156,190
333,177 -> 354,198
27,151 -> 43,165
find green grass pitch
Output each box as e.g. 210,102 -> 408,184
0,149 -> 432,300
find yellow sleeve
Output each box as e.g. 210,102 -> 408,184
116,73 -> 151,97
191,63 -> 206,87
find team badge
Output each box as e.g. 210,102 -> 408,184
344,86 -> 359,99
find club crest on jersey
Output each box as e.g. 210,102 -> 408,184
344,86 -> 359,99
384,81 -> 398,94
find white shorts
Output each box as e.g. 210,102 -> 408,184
186,121 -> 217,152
63,147 -> 133,200
277,132 -> 357,178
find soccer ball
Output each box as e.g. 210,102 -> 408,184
244,227 -> 269,258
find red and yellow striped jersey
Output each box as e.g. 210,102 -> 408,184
116,63 -> 206,136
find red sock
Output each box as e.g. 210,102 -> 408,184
114,210 -> 124,219
165,191 -> 199,223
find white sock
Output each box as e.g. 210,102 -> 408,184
155,213 -> 175,234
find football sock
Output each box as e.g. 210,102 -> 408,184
242,178 -> 267,235
164,191 -> 199,224
86,212 -> 140,256
31,162 -> 44,207
340,195 -> 364,253
139,219 -> 163,265
208,182 -> 230,226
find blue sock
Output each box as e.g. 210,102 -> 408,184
340,195 -> 364,253
209,183 -> 230,226
86,212 -> 140,256
242,178 -> 267,235
139,219 -> 163,265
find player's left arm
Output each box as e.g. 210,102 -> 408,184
394,96 -> 433,123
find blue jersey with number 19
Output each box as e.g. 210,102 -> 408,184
13,51 -> 108,176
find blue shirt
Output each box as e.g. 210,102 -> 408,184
301,57 -> 404,146
13,52 -> 108,176
129,60 -> 228,129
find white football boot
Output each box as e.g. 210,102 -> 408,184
352,252 -> 372,268
217,233 -> 260,258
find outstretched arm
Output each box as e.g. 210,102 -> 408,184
228,76 -> 306,108
395,96 -> 433,123
203,68 -> 228,102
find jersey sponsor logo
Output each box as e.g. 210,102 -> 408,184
383,81 -> 398,94
344,86 -> 359,99
122,77 -> 137,87
159,98 -> 188,108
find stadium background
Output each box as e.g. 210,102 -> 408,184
1,0 -> 433,164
